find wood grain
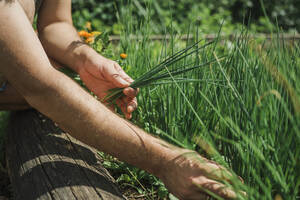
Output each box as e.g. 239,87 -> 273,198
5,110 -> 125,200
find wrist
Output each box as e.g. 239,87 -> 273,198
71,44 -> 95,73
157,147 -> 195,181
146,137 -> 183,179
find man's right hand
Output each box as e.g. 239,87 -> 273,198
160,149 -> 241,200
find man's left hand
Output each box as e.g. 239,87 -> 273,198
76,48 -> 138,119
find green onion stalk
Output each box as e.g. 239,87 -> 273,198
102,40 -> 225,104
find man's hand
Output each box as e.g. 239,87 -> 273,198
76,48 -> 138,119
37,0 -> 137,119
160,149 -> 241,200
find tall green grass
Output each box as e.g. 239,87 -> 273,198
114,3 -> 300,199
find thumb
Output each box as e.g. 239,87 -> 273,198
104,62 -> 130,88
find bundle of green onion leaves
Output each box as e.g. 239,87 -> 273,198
102,40 -> 224,104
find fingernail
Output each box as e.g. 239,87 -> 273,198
119,78 -> 130,87
125,77 -> 134,83
127,105 -> 133,113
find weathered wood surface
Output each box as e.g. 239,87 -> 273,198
5,110 -> 125,200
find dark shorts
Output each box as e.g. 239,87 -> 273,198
0,81 -> 7,92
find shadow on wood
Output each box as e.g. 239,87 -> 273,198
5,110 -> 125,200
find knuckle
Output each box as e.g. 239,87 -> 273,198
112,61 -> 119,67
106,60 -> 115,68
134,89 -> 139,95
112,73 -> 120,79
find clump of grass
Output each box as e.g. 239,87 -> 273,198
102,40 -> 223,104
68,1 -> 300,199
113,4 -> 300,198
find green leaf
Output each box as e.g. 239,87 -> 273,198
94,39 -> 103,53
102,161 -> 112,168
157,186 -> 168,198
116,174 -> 131,183
82,8 -> 91,19
169,193 -> 179,200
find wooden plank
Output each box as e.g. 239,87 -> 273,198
5,110 -> 125,200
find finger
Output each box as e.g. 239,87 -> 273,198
103,63 -> 130,88
116,98 -> 125,111
114,62 -> 134,83
126,97 -> 137,113
125,113 -> 132,119
123,87 -> 139,98
101,97 -> 115,112
195,158 -> 234,183
206,165 -> 233,183
116,98 -> 132,119
193,177 -> 237,199
120,95 -> 137,113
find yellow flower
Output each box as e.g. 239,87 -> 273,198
85,22 -> 92,31
85,37 -> 94,44
91,31 -> 102,37
120,53 -> 128,59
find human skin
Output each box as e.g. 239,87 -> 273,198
0,0 -> 239,199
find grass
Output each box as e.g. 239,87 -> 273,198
103,39 -> 221,104
101,4 -> 300,199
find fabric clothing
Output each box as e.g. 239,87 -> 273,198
0,75 -> 7,92
35,0 -> 43,14
0,81 -> 7,92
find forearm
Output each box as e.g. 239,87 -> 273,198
38,21 -> 85,72
0,2 -> 174,178
37,1 -> 87,73
33,71 -> 174,177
